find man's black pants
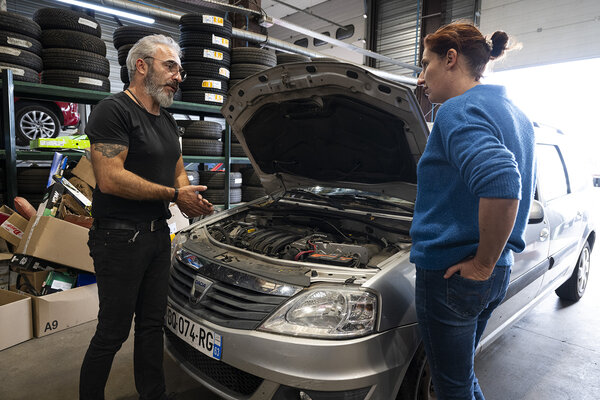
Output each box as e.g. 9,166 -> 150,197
80,224 -> 171,400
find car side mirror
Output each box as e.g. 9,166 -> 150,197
528,200 -> 544,224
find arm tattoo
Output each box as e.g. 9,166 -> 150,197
93,143 -> 127,158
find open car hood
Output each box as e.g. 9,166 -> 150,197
222,62 -> 429,201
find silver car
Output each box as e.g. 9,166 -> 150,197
164,62 -> 595,400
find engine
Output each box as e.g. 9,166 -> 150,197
206,210 -> 405,268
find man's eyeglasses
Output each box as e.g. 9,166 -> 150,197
144,56 -> 187,81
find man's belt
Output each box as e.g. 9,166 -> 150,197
93,218 -> 167,232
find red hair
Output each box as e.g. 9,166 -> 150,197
424,23 -> 509,80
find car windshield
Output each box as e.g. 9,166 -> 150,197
284,187 -> 414,213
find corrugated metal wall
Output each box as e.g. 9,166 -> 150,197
374,0 -> 477,76
6,0 -> 202,93
480,0 -> 600,71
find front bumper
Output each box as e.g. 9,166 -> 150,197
164,300 -> 420,400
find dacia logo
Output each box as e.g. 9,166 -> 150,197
190,275 -> 213,305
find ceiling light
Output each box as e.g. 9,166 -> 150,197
55,0 -> 155,24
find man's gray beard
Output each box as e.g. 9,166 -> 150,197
144,67 -> 175,107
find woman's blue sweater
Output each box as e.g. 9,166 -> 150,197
409,84 -> 536,270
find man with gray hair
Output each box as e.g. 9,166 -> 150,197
80,34 -> 213,400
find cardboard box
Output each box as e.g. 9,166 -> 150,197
12,283 -> 98,337
0,254 -> 10,290
0,289 -> 33,349
72,155 -> 96,188
16,216 -> 94,273
0,206 -> 29,247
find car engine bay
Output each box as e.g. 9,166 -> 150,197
205,205 -> 412,268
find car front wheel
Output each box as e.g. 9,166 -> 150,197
15,104 -> 61,146
397,344 -> 437,400
555,242 -> 591,302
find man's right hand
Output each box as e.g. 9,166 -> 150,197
176,185 -> 214,217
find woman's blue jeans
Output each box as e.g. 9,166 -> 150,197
415,265 -> 511,400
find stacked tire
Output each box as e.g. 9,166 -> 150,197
241,167 -> 266,202
229,47 -> 276,89
33,8 -> 110,92
179,13 -> 232,106
177,120 -> 223,156
226,128 -> 246,158
276,52 -> 310,65
0,11 -> 42,83
17,167 -> 51,208
198,170 -> 242,205
113,25 -> 168,90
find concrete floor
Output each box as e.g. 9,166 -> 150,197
1,259 -> 599,400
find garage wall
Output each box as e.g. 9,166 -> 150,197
374,0 -> 477,76
480,0 -> 600,70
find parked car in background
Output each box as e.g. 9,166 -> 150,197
164,62 -> 595,400
14,98 -> 80,145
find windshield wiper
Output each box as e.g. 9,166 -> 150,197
331,194 -> 414,214
286,189 -> 345,210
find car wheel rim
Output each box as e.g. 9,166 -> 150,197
418,362 -> 437,400
20,110 -> 57,140
577,246 -> 590,296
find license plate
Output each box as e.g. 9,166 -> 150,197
165,306 -> 222,360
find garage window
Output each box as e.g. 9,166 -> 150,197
336,25 -> 354,40
313,32 -> 330,46
294,38 -> 308,48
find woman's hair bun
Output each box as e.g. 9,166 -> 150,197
489,31 -> 509,59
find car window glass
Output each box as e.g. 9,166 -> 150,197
536,144 -> 568,201
560,143 -> 590,193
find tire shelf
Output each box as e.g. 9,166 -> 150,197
1,71 -> 248,209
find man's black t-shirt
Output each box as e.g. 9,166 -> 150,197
86,91 -> 181,222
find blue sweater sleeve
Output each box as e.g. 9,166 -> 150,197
436,102 -> 522,200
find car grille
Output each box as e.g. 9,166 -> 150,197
169,257 -> 291,329
164,329 -> 263,396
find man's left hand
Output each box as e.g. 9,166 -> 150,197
444,257 -> 494,281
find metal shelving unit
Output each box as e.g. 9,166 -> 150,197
1,69 -> 248,209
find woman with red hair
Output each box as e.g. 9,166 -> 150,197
409,23 -> 536,399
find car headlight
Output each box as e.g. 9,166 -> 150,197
171,232 -> 187,263
258,285 -> 378,338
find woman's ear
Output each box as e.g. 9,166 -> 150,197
445,49 -> 458,68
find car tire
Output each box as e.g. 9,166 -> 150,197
179,76 -> 228,94
117,44 -> 133,66
42,69 -> 111,92
0,11 -> 42,38
201,188 -> 242,205
0,30 -> 42,55
0,46 -> 42,72
397,344 -> 435,400
181,138 -> 223,156
198,171 -> 242,188
231,47 -> 276,67
230,143 -> 246,157
555,242 -> 591,302
113,25 -> 168,49
178,120 -> 222,139
15,103 -> 60,146
181,61 -> 230,80
0,62 -> 39,83
180,32 -> 231,51
230,63 -> 270,80
181,91 -> 225,106
33,8 -> 102,37
41,29 -> 106,56
179,14 -> 233,36
42,48 -> 110,76
277,53 -> 311,64
180,46 -> 231,66
242,185 -> 266,202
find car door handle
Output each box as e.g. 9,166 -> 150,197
539,228 -> 549,241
